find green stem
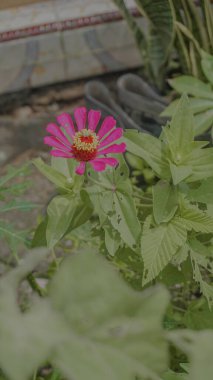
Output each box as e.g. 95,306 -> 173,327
27,273 -> 46,297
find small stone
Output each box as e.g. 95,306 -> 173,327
32,90 -> 56,106
13,106 -> 32,120
0,144 -> 14,165
47,103 -> 59,113
55,85 -> 84,101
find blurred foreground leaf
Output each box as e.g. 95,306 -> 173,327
0,249 -> 169,380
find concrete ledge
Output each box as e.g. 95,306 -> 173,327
0,0 -> 142,95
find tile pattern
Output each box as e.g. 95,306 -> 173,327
0,0 -> 142,95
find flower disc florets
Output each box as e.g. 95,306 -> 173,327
72,129 -> 99,161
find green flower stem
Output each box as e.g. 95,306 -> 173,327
27,273 -> 46,297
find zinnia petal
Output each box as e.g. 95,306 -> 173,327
46,123 -> 71,147
91,157 -> 118,168
98,116 -> 116,139
98,142 -> 126,155
50,150 -> 74,158
90,160 -> 106,172
75,161 -> 86,175
74,107 -> 87,131
99,128 -> 123,149
57,113 -> 76,138
88,109 -> 101,131
44,136 -> 70,152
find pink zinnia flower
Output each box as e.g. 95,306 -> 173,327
44,107 -> 126,175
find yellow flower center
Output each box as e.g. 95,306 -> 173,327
72,129 -> 99,161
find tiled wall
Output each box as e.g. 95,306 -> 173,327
0,0 -> 143,94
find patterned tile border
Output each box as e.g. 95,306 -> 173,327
0,8 -> 139,43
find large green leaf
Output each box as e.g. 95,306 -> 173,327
33,158 -> 70,191
65,190 -> 94,235
88,162 -> 141,250
168,76 -> 213,99
188,177 -> 213,204
179,203 -> 213,233
163,95 -> 194,162
113,0 -> 147,62
0,248 -> 62,380
201,50 -> 213,85
46,195 -> 79,248
170,330 -> 213,380
135,0 -> 174,84
50,252 -> 169,380
125,131 -> 170,179
169,162 -> 192,185
183,299 -> 213,330
162,97 -> 213,117
189,246 -> 213,307
0,249 -> 170,380
186,147 -> 213,182
194,109 -> 213,135
153,180 -> 178,224
110,183 -> 141,249
141,217 -> 187,285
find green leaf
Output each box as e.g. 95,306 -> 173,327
169,162 -> 192,185
103,222 -> 121,256
194,109 -> 213,135
184,299 -> 213,330
188,177 -> 213,204
136,0 -> 174,85
33,158 -> 69,190
153,180 -> 178,224
0,249 -> 170,380
164,95 -> 194,162
162,98 -> 213,117
163,370 -> 187,380
188,331 -> 213,380
170,330 -> 213,380
190,249 -> 213,307
46,195 -> 79,248
0,248 -> 61,380
179,203 -> 213,233
89,163 -> 141,250
168,76 -> 213,99
0,200 -> 37,213
113,0 -> 147,62
66,190 -> 93,233
46,191 -> 93,249
31,217 -> 48,248
50,252 -> 169,380
201,50 -> 213,85
125,131 -> 170,179
110,183 -> 141,249
141,217 -> 187,285
186,147 -> 213,182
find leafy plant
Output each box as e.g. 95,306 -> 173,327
125,94 -> 213,306
170,0 -> 213,78
162,51 -> 213,136
32,96 -> 213,309
113,0 -> 174,88
113,0 -> 213,88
